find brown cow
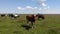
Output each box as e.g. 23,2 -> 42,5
26,14 -> 36,28
26,14 -> 45,28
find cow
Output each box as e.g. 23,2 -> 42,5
36,14 -> 45,20
8,14 -> 20,19
26,14 -> 36,28
26,14 -> 45,28
0,14 -> 6,17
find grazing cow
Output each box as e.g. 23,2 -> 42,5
36,14 -> 45,20
26,14 -> 36,28
8,14 -> 19,19
0,14 -> 6,17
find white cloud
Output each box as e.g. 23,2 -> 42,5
17,6 -> 38,11
36,0 -> 48,10
34,7 -> 38,9
17,6 -> 47,13
17,6 -> 22,10
25,6 -> 39,10
17,6 -> 50,12
22,8 -> 25,10
43,6 -> 50,10
41,3 -> 50,10
42,3 -> 47,7
26,6 -> 32,9
37,0 -> 47,2
31,7 -> 38,9
17,6 -> 25,10
39,8 -> 41,10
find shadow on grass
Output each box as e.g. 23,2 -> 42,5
21,24 -> 32,30
13,30 -> 20,34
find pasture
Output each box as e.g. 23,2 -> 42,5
0,14 -> 60,34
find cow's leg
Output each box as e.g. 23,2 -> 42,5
26,20 -> 31,26
31,22 -> 34,29
31,22 -> 34,26
27,20 -> 29,25
14,17 -> 17,19
42,16 -> 45,19
38,16 -> 40,20
31,21 -> 35,29
38,17 -> 40,20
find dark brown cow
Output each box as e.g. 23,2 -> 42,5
36,14 -> 45,20
26,14 -> 45,28
26,14 -> 36,27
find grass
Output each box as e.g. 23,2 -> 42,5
0,14 -> 60,34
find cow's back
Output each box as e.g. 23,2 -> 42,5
26,14 -> 35,22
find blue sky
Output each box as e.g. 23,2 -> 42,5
0,0 -> 60,14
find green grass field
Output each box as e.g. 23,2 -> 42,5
0,14 -> 60,34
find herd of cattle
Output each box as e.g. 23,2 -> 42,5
0,14 -> 20,19
0,14 -> 45,28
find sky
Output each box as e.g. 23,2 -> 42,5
0,0 -> 60,14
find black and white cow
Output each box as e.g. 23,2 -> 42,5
0,14 -> 6,17
8,14 -> 20,19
